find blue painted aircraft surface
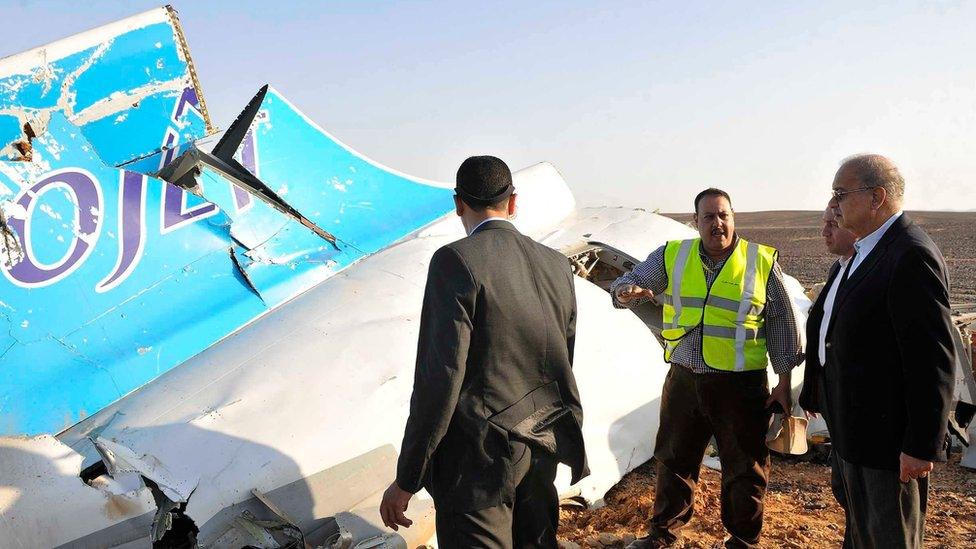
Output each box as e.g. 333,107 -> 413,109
0,12 -> 453,437
0,6 -> 914,549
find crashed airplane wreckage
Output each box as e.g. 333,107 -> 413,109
1,6 -> 974,548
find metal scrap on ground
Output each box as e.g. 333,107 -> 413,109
0,5 -> 972,549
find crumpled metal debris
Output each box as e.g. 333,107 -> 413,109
90,436 -> 198,502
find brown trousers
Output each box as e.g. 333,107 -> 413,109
649,365 -> 772,548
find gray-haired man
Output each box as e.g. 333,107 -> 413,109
814,154 -> 955,548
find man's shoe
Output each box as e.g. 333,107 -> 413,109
625,535 -> 670,549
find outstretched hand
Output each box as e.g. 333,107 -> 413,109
379,481 -> 413,531
615,284 -> 654,303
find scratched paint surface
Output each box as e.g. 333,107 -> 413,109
0,114 -> 265,435
0,93 -> 452,435
195,163 -> 363,306
234,89 -> 453,256
0,7 -> 209,168
0,6 -> 454,436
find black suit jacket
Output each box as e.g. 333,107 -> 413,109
819,214 -> 955,470
395,220 -> 588,511
798,260 -> 842,414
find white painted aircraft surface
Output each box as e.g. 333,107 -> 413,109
0,159 -> 815,547
0,6 -> 829,548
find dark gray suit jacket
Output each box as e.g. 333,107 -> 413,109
395,220 -> 588,511
798,260 -> 842,414
821,214 -> 955,470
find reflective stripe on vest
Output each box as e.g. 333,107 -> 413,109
668,238 -> 695,332
661,238 -> 777,372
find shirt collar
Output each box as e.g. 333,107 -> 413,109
469,217 -> 511,235
853,211 -> 903,257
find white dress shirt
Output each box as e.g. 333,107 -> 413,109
468,216 -> 510,235
848,211 -> 903,275
818,255 -> 851,366
818,210 -> 902,366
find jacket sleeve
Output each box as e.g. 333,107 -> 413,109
564,262 -> 583,426
395,246 -> 477,493
889,247 -> 956,462
798,261 -> 841,414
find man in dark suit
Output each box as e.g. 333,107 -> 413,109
804,154 -> 956,548
798,206 -> 855,415
379,156 -> 588,548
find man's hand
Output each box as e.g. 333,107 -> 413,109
379,481 -> 413,531
615,284 -> 654,304
899,453 -> 934,483
766,373 -> 793,415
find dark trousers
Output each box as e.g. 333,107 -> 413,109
434,444 -> 559,549
831,452 -> 927,549
649,365 -> 771,548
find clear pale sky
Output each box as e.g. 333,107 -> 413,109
3,1 -> 974,211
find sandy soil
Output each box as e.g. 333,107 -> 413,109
560,210 -> 976,548
559,452 -> 976,548
663,211 -> 976,305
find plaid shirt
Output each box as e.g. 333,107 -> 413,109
611,237 -> 803,375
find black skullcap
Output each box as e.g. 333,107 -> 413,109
455,156 -> 514,207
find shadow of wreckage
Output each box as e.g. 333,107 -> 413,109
0,431 -> 431,548
0,5 -> 443,546
1,5 -> 974,549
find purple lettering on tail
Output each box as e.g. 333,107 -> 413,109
3,169 -> 102,287
96,171 -> 146,293
161,181 -> 217,234
232,183 -> 252,212
173,87 -> 200,123
231,129 -> 258,212
159,128 -> 181,171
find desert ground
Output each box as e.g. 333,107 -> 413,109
557,210 -> 976,548
559,453 -> 976,548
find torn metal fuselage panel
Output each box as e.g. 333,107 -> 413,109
218,85 -> 454,256
1,5 -> 667,548
0,6 -> 816,548
0,113 -> 265,436
0,6 -> 211,169
0,435 -> 158,548
0,81 -> 455,436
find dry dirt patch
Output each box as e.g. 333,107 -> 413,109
559,453 -> 976,548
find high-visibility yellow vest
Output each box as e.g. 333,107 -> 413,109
660,238 -> 777,372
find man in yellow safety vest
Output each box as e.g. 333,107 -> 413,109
613,188 -> 803,549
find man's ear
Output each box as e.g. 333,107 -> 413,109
871,186 -> 887,210
507,193 -> 518,217
454,195 -> 465,217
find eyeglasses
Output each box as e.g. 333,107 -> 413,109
831,186 -> 875,201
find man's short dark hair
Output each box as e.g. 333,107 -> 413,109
455,156 -> 514,211
694,188 -> 733,214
